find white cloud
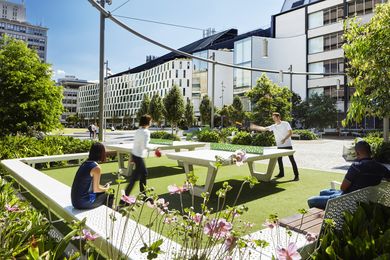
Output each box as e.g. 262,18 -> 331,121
56,69 -> 66,75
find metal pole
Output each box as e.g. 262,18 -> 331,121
211,52 -> 215,129
98,0 -> 105,142
289,65 -> 293,92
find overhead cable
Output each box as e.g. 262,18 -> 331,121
88,0 -> 345,76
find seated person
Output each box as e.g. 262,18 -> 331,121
71,142 -> 114,209
308,140 -> 390,209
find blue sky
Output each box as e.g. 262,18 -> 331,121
25,0 -> 285,81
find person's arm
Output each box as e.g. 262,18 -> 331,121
91,166 -> 109,193
340,178 -> 351,192
250,123 -> 269,132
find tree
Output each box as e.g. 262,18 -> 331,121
149,93 -> 164,126
66,114 -> 80,127
343,2 -> 390,141
163,85 -> 184,133
305,93 -> 337,129
246,74 -> 292,126
137,94 -> 150,120
0,36 -> 63,136
218,105 -> 234,127
199,95 -> 212,126
184,99 -> 195,128
231,96 -> 244,124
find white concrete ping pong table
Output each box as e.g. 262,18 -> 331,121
105,141 -> 206,176
166,148 -> 295,197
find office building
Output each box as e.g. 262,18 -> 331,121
0,0 -> 48,61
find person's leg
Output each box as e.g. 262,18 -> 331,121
319,189 -> 340,196
124,155 -> 141,196
91,192 -> 114,208
308,192 -> 342,209
137,158 -> 148,193
276,157 -> 284,177
288,155 -> 299,177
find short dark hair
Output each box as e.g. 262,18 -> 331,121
355,140 -> 371,155
272,112 -> 281,118
88,142 -> 106,162
139,114 -> 152,127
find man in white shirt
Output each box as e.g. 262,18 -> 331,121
250,112 -> 299,181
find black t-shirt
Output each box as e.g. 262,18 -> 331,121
344,158 -> 390,194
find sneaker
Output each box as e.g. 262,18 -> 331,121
274,173 -> 285,178
293,176 -> 299,181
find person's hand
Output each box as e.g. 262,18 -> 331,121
281,138 -> 286,144
104,181 -> 112,189
155,148 -> 162,158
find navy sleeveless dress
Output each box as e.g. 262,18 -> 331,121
71,161 -> 112,209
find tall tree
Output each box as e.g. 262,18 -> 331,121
305,93 -> 337,129
0,36 -> 63,136
231,96 -> 244,124
149,93 -> 164,126
163,85 -> 184,133
343,2 -> 390,141
246,73 -> 292,126
199,95 -> 212,126
137,94 -> 150,120
184,99 -> 195,127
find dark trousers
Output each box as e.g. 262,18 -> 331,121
277,146 -> 299,177
124,154 -> 147,195
75,193 -> 114,209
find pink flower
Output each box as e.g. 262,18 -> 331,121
168,184 -> 189,194
305,232 -> 317,242
263,219 -> 278,229
5,204 -> 22,212
276,242 -> 301,260
164,216 -> 178,224
192,213 -> 203,224
72,229 -> 99,241
155,149 -> 162,157
120,191 -> 137,205
204,218 -> 232,238
224,233 -> 237,251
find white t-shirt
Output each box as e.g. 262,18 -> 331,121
267,121 -> 292,148
132,128 -> 151,158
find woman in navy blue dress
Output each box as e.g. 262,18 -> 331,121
71,142 -> 113,209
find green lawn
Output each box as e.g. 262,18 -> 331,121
43,156 -> 343,234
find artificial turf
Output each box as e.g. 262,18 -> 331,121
42,156 -> 344,234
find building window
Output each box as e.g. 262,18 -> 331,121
175,70 -> 178,78
308,36 -> 323,54
348,0 -> 384,16
187,79 -> 190,87
234,38 -> 252,64
323,5 -> 343,25
183,70 -> 186,78
183,88 -> 185,96
308,11 -> 323,29
309,58 -> 344,79
309,31 -> 343,54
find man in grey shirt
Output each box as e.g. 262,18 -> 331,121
250,112 -> 299,181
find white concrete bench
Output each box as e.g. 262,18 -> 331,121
1,156 -> 181,259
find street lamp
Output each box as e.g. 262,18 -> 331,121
210,52 -> 216,129
98,0 -> 112,142
336,79 -> 340,129
220,81 -> 225,128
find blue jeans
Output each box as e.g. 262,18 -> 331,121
307,189 -> 343,209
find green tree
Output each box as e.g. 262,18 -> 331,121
343,3 -> 390,141
163,85 -> 184,133
137,94 -> 150,120
0,36 -> 63,136
184,99 -> 195,128
246,74 -> 292,126
66,114 -> 80,127
231,96 -> 245,124
218,105 -> 234,127
199,95 -> 212,126
149,93 -> 164,126
305,93 -> 337,129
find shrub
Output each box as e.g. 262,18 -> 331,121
313,202 -> 390,259
0,135 -> 93,160
219,127 -> 238,142
251,132 -> 275,147
293,129 -> 317,140
231,131 -> 252,145
197,130 -> 221,143
150,131 -> 180,141
362,136 -> 390,163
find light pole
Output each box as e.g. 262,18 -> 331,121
336,79 -> 340,130
210,52 -> 216,129
98,0 -> 112,142
288,64 -> 293,92
220,81 -> 225,128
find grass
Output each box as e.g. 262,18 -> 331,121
42,156 -> 344,235
51,128 -> 88,135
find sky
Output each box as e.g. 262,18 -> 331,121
24,0 -> 285,81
